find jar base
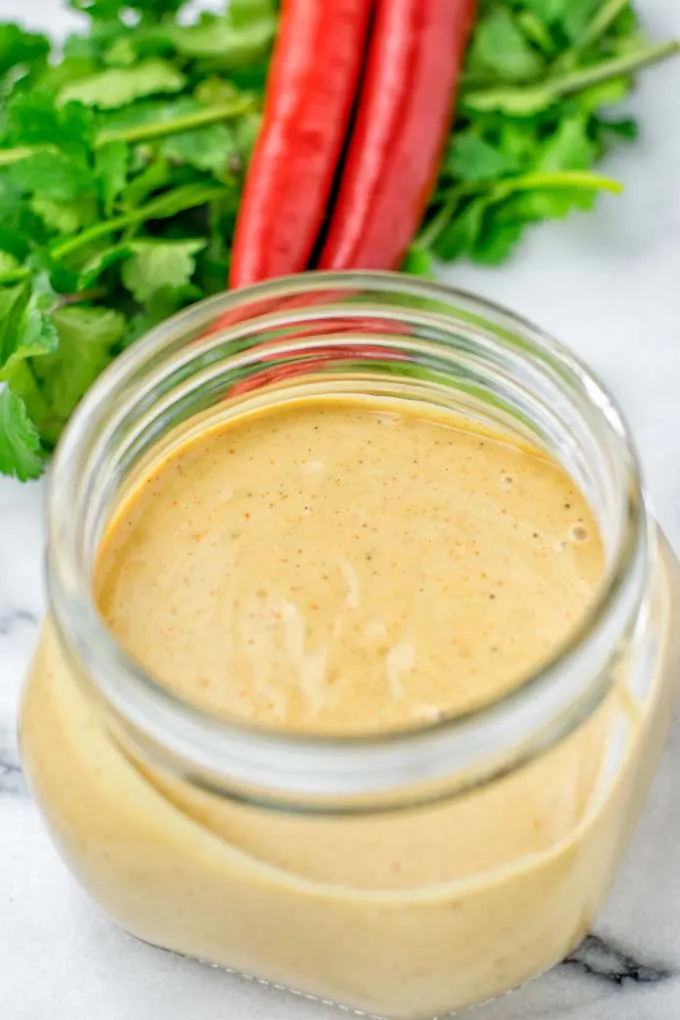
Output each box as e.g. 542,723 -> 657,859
123,930 -> 555,1020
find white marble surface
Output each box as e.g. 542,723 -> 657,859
2,0 -> 680,1017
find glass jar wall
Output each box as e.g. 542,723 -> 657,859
20,273 -> 680,1018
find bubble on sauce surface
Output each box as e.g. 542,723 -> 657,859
301,459 -> 325,474
570,525 -> 589,543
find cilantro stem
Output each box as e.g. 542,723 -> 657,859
418,171 -> 622,249
0,183 -> 232,282
55,286 -> 107,307
463,39 -> 679,113
492,171 -> 623,198
0,145 -> 39,168
53,183 -> 229,260
554,39 -> 680,96
0,98 -> 256,168
516,11 -> 555,57
577,0 -> 631,53
417,188 -> 467,249
0,267 -> 31,285
551,0 -> 632,74
94,97 -> 255,149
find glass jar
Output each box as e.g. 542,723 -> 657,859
20,272 -> 680,1019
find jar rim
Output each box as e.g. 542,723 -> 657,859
45,270 -> 649,809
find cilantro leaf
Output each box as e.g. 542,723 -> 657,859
0,286 -> 28,363
445,131 -> 520,182
0,277 -> 58,379
468,8 -> 545,82
33,305 -> 125,420
31,195 -> 98,236
3,93 -> 97,218
0,387 -> 45,480
9,151 -> 95,202
93,95 -> 198,135
594,115 -> 639,145
0,24 -> 50,81
6,90 -> 95,158
121,239 -> 206,305
576,77 -> 631,112
537,115 -> 595,170
401,245 -> 436,279
167,9 -> 276,68
60,59 -> 187,109
473,216 -> 526,264
0,218 -> 30,264
233,111 -> 262,166
122,310 -> 163,349
499,186 -> 597,224
435,199 -> 489,261
68,0 -> 185,19
77,244 -> 133,288
161,123 -> 237,178
522,0 -> 604,43
95,139 -> 128,214
0,252 -> 20,275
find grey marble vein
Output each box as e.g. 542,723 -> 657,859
0,727 -> 27,797
0,607 -> 38,637
563,934 -> 674,986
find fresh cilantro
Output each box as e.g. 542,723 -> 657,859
520,0 -> 605,44
161,123 -> 238,178
68,0 -> 186,22
166,5 -> 277,69
0,0 -> 675,480
445,131 -> 520,182
31,195 -> 97,236
434,199 -> 490,262
95,140 -> 129,215
0,23 -> 50,82
33,305 -> 125,420
416,1 -> 677,271
0,387 -> 45,480
5,90 -> 95,157
10,151 -> 95,202
60,59 -> 187,109
77,244 -> 133,288
0,277 -> 58,379
121,239 -> 206,304
400,245 -> 437,279
467,8 -> 546,82
0,252 -> 20,275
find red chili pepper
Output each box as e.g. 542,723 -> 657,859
208,291 -> 402,338
228,339 -> 407,398
229,0 -> 375,289
215,309 -> 410,399
318,0 -> 476,272
207,295 -> 411,400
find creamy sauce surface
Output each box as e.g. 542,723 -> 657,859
96,400 -> 604,733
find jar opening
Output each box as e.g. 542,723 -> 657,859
46,271 -> 648,810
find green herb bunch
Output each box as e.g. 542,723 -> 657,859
0,0 -> 274,479
414,0 -> 677,268
0,0 -> 675,480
